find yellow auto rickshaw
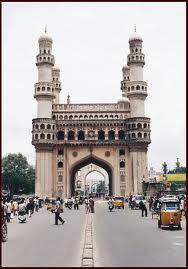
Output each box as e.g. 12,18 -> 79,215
114,196 -> 125,209
158,197 -> 182,229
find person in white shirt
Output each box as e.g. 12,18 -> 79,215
6,201 -> 12,222
13,200 -> 18,216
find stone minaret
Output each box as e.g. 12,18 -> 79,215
33,29 -> 57,198
52,65 -> 62,104
125,27 -> 151,195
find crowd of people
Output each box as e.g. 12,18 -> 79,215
2,196 -> 44,223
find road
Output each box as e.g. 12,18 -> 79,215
93,201 -> 186,267
2,205 -> 86,267
2,200 -> 186,267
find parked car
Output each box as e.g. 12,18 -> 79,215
132,195 -> 146,209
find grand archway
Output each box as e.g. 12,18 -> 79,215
70,155 -> 113,196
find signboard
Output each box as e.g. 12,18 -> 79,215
159,174 -> 186,182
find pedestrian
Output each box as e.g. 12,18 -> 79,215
13,199 -> 18,216
139,200 -> 147,217
129,194 -> 133,208
6,200 -> 12,222
74,197 -> 79,210
149,196 -> 153,211
85,197 -> 90,214
27,198 -> 33,217
54,197 -> 65,225
34,197 -> 39,212
89,197 -> 95,213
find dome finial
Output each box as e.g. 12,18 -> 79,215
45,25 -> 47,33
134,24 -> 136,32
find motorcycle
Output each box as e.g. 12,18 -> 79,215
18,211 -> 26,223
108,203 -> 114,212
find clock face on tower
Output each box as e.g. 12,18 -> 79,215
88,130 -> 94,137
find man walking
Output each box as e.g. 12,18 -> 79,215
74,197 -> 79,210
139,200 -> 148,217
55,197 -> 65,225
89,197 -> 95,213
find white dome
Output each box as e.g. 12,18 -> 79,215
129,31 -> 142,42
118,96 -> 130,103
38,32 -> 52,43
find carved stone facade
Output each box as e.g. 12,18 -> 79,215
32,28 -> 151,198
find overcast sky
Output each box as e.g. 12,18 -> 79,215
2,2 -> 186,172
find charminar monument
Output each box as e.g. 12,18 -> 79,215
32,27 -> 151,199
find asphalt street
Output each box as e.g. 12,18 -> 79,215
93,201 -> 186,267
2,205 -> 86,267
2,200 -> 186,267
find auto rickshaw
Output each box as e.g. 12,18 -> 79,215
46,198 -> 56,211
114,197 -> 124,209
158,197 -> 182,229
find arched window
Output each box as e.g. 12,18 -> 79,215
57,131 -> 64,140
110,115 -> 113,119
142,86 -> 144,90
127,76 -> 129,80
94,115 -> 98,119
44,49 -> 46,54
40,124 -> 45,129
35,134 -> 38,139
136,85 -> 140,90
52,125 -> 54,130
52,115 -> 56,120
98,130 -> 105,140
135,48 -> 138,52
128,124 -> 131,129
69,115 -> 73,120
58,149 -> 64,155
144,123 -> 147,128
132,123 -> 136,128
120,175 -> 125,182
119,149 -> 125,156
84,115 -> 88,119
136,56 -> 138,60
99,115 -> 103,119
35,124 -> 39,129
52,135 -> 54,140
79,115 -> 83,120
40,133 -> 45,139
108,130 -> 115,140
64,115 -> 68,120
74,115 -> 78,120
89,115 -> 93,119
132,56 -> 134,60
131,86 -> 134,91
47,87 -> 50,91
58,175 -> 63,182
68,131 -> 75,140
120,161 -> 125,168
48,57 -> 50,61
144,133 -> 147,138
58,161 -> 63,168
47,124 -> 51,129
115,115 -> 118,119
42,87 -> 45,91
131,49 -> 134,53
132,133 -> 136,138
43,57 -> 46,60
37,87 -> 40,91
78,130 -> 85,140
76,180 -> 81,188
47,134 -> 51,139
118,130 -> 125,140
140,56 -> 142,60
137,123 -> 142,128
138,132 -> 142,138
105,115 -> 108,119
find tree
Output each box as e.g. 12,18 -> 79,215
168,167 -> 186,174
2,153 -> 35,196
